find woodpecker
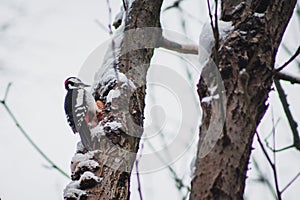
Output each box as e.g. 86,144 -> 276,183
64,77 -> 97,150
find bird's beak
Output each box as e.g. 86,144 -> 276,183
79,83 -> 90,88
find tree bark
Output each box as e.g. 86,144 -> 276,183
64,1 -> 163,200
190,0 -> 297,199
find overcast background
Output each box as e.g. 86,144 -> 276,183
0,0 -> 300,199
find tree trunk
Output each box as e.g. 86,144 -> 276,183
64,1 -> 163,200
190,0 -> 297,199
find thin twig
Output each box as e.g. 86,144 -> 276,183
276,45 -> 300,72
178,6 -> 187,34
264,118 -> 298,152
252,157 -> 278,199
106,0 -> 120,82
145,140 -> 191,192
266,144 -> 294,152
265,118 -> 280,150
207,0 -> 215,42
271,110 -> 281,199
255,132 -> 282,200
94,19 -> 110,33
163,0 -> 203,23
3,82 -> 12,101
214,0 -> 219,65
281,171 -> 300,193
0,83 -> 69,178
207,0 -> 219,66
163,0 -> 184,12
281,43 -> 300,70
274,79 -> 300,150
135,143 -> 144,200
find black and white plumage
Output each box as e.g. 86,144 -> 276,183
64,77 -> 97,150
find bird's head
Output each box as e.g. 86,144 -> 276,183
64,77 -> 90,90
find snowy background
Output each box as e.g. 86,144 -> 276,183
0,0 -> 299,199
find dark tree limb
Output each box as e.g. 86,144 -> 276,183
274,79 -> 300,151
275,72 -> 300,84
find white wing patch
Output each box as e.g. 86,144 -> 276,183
75,89 -> 84,107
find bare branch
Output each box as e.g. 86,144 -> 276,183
271,110 -> 281,198
105,0 -> 120,82
207,0 -> 220,66
266,144 -> 294,152
255,132 -> 282,200
281,171 -> 300,193
275,72 -> 300,84
264,118 -> 297,152
274,79 -> 300,151
94,19 -> 109,33
135,143 -> 144,200
3,82 -> 12,102
159,37 -> 198,54
0,83 -> 69,178
264,114 -> 297,152
252,158 -> 278,199
276,45 -> 300,72
214,0 -> 220,65
145,140 -> 191,192
163,0 -> 184,12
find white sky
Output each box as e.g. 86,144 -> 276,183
0,0 -> 299,200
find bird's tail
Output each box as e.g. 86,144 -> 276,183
78,122 -> 92,150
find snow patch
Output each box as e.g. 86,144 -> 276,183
233,2 -> 246,13
64,181 -> 86,199
80,171 -> 102,183
238,30 -> 247,35
107,89 -> 121,102
72,153 -> 93,163
254,12 -> 265,18
91,124 -> 105,139
198,20 -> 233,65
201,94 -> 220,104
94,23 -> 125,87
190,154 -> 196,179
208,85 -> 218,95
113,6 -> 124,27
218,21 -> 233,39
72,150 -> 99,163
104,121 -> 122,130
77,160 -> 99,170
239,68 -> 246,75
76,142 -> 85,152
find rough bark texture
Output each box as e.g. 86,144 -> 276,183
190,0 -> 297,199
65,1 -> 163,200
